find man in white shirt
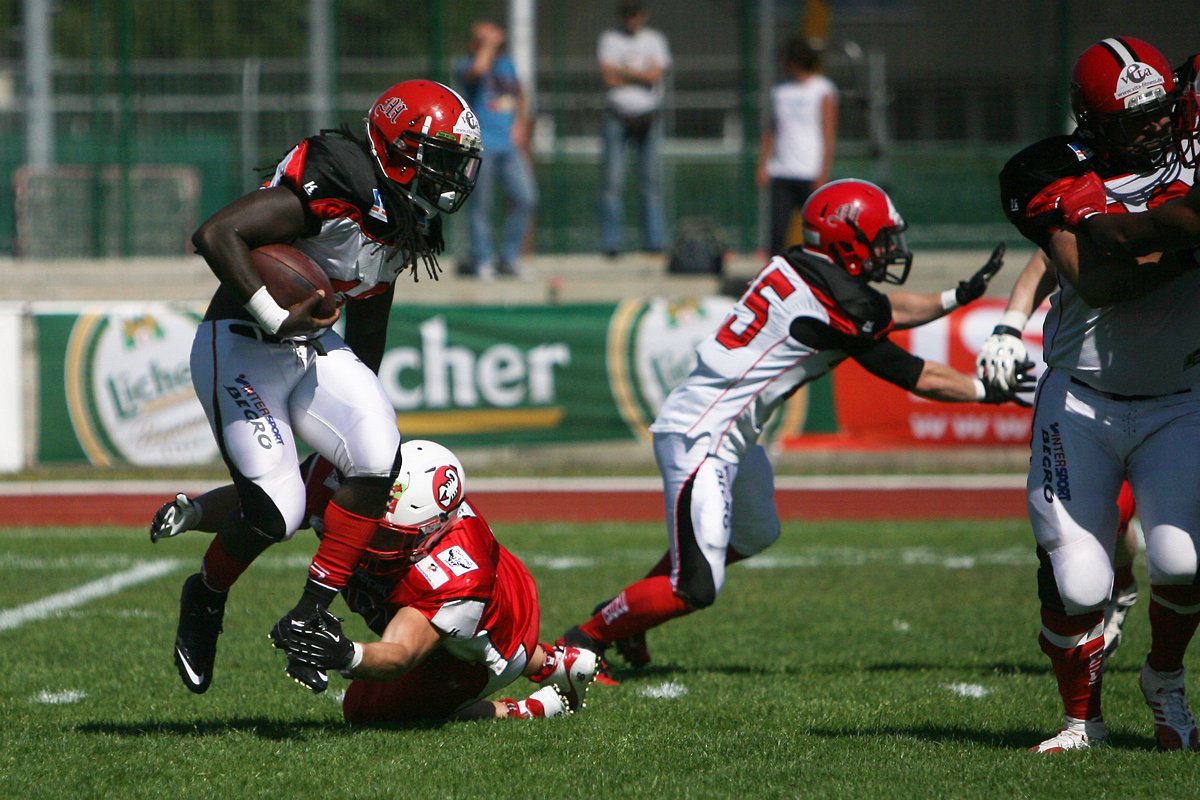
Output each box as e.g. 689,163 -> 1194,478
757,36 -> 838,254
597,0 -> 672,257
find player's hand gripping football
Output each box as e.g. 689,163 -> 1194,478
954,242 -> 1006,306
278,292 -> 340,339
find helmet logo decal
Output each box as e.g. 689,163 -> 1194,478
433,465 -> 462,511
452,109 -> 482,149
830,201 -> 860,226
377,97 -> 407,123
1114,61 -> 1165,105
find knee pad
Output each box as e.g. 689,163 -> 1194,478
1035,546 -> 1067,615
673,566 -> 716,610
232,475 -> 291,543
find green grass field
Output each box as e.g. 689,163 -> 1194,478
0,519 -> 1190,799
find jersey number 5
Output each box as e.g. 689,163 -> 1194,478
716,268 -> 795,349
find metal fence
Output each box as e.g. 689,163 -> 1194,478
1,0 -> 1042,258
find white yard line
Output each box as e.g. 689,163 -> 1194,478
0,559 -> 180,632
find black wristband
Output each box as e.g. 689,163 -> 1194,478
991,325 -> 1023,338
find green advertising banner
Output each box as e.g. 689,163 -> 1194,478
34,300 -> 832,465
36,304 -> 216,465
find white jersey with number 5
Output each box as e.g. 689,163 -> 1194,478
651,253 -> 872,462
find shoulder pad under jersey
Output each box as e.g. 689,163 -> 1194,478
999,135 -> 1095,249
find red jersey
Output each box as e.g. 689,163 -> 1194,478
343,501 -> 540,678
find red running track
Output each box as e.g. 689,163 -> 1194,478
0,478 -> 1027,527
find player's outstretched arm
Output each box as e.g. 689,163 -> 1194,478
347,606 -> 443,681
912,361 -> 1033,405
889,242 -> 1006,329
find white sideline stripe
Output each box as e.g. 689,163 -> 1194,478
2,549 -> 1037,572
0,473 -> 1027,496
0,559 -> 180,632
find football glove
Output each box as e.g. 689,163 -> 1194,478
270,605 -> 354,673
1057,172 -> 1107,228
955,242 -> 1006,305
976,325 -> 1029,394
1025,176 -> 1078,220
150,493 -> 200,543
981,359 -> 1037,406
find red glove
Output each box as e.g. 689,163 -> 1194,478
1058,172 -> 1107,228
1025,176 -> 1078,220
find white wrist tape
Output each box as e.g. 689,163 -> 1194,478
940,289 -> 959,312
972,377 -> 987,401
999,310 -> 1030,332
245,285 -> 289,335
348,641 -> 364,671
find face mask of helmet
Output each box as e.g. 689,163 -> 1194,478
1080,91 -> 1178,172
1174,56 -> 1200,169
366,80 -> 483,217
381,130 -> 481,215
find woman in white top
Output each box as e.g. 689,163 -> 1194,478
757,36 -> 838,254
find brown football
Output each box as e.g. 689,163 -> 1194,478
250,244 -> 336,317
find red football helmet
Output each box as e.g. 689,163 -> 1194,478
365,440 -> 467,568
366,80 -> 483,215
800,179 -> 912,284
1070,37 -> 1179,172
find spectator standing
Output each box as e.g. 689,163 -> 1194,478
597,0 -> 671,257
455,21 -> 538,280
757,35 -> 838,254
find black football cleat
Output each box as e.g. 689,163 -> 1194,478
173,573 -> 226,694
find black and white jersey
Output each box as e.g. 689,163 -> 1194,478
269,132 -> 416,301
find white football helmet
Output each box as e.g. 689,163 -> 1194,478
370,440 -> 467,563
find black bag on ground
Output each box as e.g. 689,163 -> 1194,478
667,217 -> 725,276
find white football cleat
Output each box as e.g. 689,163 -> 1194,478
1029,717 -> 1107,753
506,685 -> 568,719
542,645 -> 599,711
1140,661 -> 1200,750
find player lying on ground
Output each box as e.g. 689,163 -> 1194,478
560,178 -> 1031,677
153,440 -> 598,723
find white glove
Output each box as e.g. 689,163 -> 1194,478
976,326 -> 1029,394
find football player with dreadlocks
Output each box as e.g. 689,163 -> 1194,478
172,81 -> 483,697
997,37 -> 1200,753
155,441 -> 599,722
560,178 -> 1027,678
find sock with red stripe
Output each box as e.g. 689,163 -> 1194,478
1147,585 -> 1200,673
578,576 -> 691,645
1039,608 -> 1105,721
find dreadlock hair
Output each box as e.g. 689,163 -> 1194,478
258,125 -> 447,282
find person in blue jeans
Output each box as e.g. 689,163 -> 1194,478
597,0 -> 671,257
456,20 -> 538,279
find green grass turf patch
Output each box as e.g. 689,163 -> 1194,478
0,520 -> 1186,799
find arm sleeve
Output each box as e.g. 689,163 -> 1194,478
790,316 -> 925,390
